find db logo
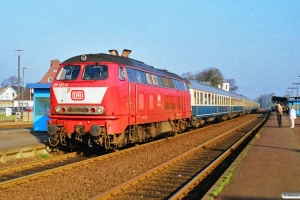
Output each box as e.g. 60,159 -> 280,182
71,90 -> 85,100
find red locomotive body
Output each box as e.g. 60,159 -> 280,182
47,50 -> 192,150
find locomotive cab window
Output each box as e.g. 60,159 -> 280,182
119,67 -> 125,81
56,65 -> 81,80
83,65 -> 108,80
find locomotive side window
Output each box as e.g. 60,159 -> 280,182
157,75 -> 163,86
135,70 -> 143,83
56,65 -> 81,80
119,67 -> 125,81
126,67 -> 138,82
161,77 -> 169,87
83,65 -> 108,80
151,74 -> 159,85
168,78 -> 175,88
139,71 -> 148,84
146,73 -> 153,84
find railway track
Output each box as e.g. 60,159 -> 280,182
0,113 -> 267,199
92,113 -> 267,199
0,152 -> 87,189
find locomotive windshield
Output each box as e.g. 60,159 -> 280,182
56,66 -> 80,80
82,65 -> 108,80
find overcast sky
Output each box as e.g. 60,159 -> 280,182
1,1 -> 300,99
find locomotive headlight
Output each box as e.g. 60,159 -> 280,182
55,106 -> 61,113
97,106 -> 105,114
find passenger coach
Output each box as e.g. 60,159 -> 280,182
187,79 -> 259,127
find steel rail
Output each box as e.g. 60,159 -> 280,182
91,114 -> 266,200
169,113 -> 267,199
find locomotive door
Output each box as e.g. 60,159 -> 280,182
182,91 -> 186,118
128,83 -> 137,125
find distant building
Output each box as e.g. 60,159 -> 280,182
39,59 -> 59,83
0,86 -> 16,113
218,82 -> 230,92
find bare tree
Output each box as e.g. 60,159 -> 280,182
181,71 -> 195,80
194,67 -> 224,87
1,76 -> 20,87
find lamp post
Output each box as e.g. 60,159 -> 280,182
292,83 -> 300,116
22,67 -> 34,114
15,48 -> 23,112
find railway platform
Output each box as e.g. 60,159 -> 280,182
205,112 -> 300,200
0,121 -> 48,163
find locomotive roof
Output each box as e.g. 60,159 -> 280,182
62,53 -> 182,80
186,79 -> 254,101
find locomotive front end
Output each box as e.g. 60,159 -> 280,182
47,54 -> 127,150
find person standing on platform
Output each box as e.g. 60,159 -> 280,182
286,105 -> 289,115
276,102 -> 283,127
289,106 -> 297,128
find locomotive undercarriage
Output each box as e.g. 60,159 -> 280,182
47,119 -> 190,151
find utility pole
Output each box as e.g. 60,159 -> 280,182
15,48 -> 23,112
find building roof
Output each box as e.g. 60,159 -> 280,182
12,88 -> 32,101
39,59 -> 60,83
0,86 -> 17,95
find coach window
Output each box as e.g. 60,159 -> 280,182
119,67 -> 125,81
215,95 -> 217,105
145,73 -> 153,84
212,94 -> 214,105
204,93 -> 207,105
196,92 -> 199,104
208,94 -> 211,105
200,92 -> 203,105
194,91 -> 197,105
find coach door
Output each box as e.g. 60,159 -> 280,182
128,83 -> 137,125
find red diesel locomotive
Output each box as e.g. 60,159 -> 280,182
47,49 -> 192,150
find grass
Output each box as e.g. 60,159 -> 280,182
211,169 -> 235,199
38,154 -> 50,159
0,114 -> 16,121
210,151 -> 249,199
